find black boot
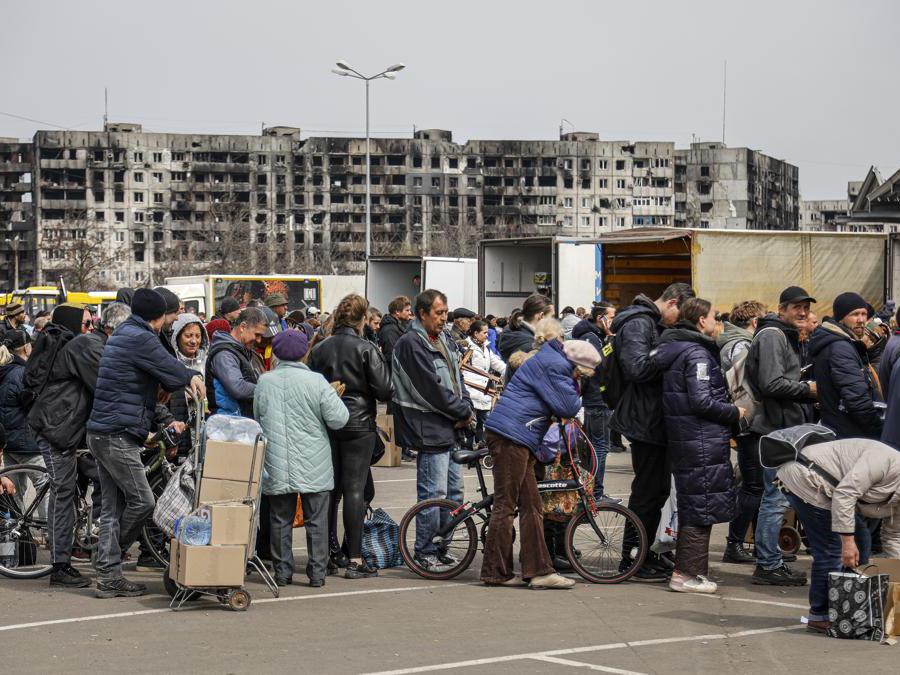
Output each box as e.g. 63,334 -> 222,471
722,541 -> 756,564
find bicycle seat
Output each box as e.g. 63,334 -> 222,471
451,446 -> 489,465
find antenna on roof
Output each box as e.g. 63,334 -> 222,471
721,60 -> 727,145
103,87 -> 108,128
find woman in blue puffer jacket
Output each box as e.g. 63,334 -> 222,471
653,297 -> 744,595
481,319 -> 600,590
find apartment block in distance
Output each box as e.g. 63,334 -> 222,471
2,124 -> 800,289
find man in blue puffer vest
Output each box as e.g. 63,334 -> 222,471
87,289 -> 205,599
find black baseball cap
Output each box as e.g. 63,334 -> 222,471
779,286 -> 816,305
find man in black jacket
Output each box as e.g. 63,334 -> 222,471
571,301 -> 617,502
612,282 -> 694,582
745,286 -> 816,586
86,289 -> 204,598
378,295 -> 412,369
379,296 -> 414,460
809,292 -> 882,439
29,302 -> 133,589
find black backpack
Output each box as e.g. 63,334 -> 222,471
20,323 -> 74,412
598,334 -> 626,408
758,424 -> 840,487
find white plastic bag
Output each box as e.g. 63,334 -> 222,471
652,478 -> 678,553
206,414 -> 263,445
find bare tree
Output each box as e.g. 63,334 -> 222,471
40,216 -> 121,291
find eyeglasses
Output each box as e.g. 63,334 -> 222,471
83,321 -> 94,329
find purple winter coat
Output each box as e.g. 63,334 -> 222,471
653,323 -> 739,527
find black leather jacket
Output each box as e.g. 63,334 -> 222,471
307,326 -> 393,431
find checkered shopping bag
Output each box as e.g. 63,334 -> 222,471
361,508 -> 402,569
153,460 -> 195,538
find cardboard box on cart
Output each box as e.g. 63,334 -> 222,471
169,539 -> 246,587
861,558 -> 900,639
197,439 -> 264,503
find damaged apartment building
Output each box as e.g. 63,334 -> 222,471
0,125 -> 799,288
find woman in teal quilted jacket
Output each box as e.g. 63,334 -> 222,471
254,329 -> 349,587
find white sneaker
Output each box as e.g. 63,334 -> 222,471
669,571 -> 717,594
529,572 -> 576,590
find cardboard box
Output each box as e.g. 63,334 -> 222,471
862,558 -> 900,582
206,503 -> 252,546
198,477 -> 259,503
171,539 -> 246,587
375,413 -> 401,467
203,440 -> 264,484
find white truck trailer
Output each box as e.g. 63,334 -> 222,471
365,256 -> 478,314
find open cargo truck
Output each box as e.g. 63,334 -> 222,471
480,228 -> 887,319
365,256 -> 478,314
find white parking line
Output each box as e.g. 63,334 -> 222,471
693,593 -> 807,610
530,655 -> 647,674
0,583 -> 450,634
360,624 -> 804,675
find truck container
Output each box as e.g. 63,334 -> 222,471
480,228 -> 887,318
365,256 -> 478,314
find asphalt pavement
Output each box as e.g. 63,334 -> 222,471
2,451 -> 896,674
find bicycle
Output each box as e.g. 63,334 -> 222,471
0,443 -> 176,578
398,418 -> 648,584
0,457 -> 96,579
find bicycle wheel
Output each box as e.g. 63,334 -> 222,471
398,499 -> 478,580
0,464 -> 54,579
565,503 -> 648,584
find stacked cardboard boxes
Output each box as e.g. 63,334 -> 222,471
170,440 -> 263,587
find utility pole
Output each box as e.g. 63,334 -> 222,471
6,235 -> 20,290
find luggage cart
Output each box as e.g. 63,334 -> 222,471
163,393 -> 279,611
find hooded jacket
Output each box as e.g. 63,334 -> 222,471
777,438 -> 900,554
0,353 -> 38,455
716,322 -> 754,372
654,323 -> 739,527
485,340 -> 582,453
745,314 -> 812,435
168,313 -> 209,452
87,315 -> 198,443
28,330 -> 108,451
206,331 -> 260,418
571,318 -> 608,409
609,294 -> 666,445
391,319 -> 472,452
808,319 -> 882,439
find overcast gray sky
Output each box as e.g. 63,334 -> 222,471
3,0 -> 897,199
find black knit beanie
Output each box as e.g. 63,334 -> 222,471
833,292 -> 867,322
153,287 -> 181,314
131,289 -> 168,321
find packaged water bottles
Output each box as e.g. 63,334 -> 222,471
175,508 -> 211,546
0,511 -> 17,568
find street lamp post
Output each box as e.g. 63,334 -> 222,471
332,60 -> 405,260
5,234 -> 20,290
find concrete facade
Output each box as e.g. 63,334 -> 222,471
674,142 -> 800,230
1,126 -> 800,289
799,199 -> 849,231
0,139 -> 35,288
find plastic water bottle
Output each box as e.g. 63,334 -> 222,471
0,511 -> 17,569
177,514 -> 211,546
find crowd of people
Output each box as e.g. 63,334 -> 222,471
1,280 -> 899,635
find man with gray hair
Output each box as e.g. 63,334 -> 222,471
28,301 -> 132,589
